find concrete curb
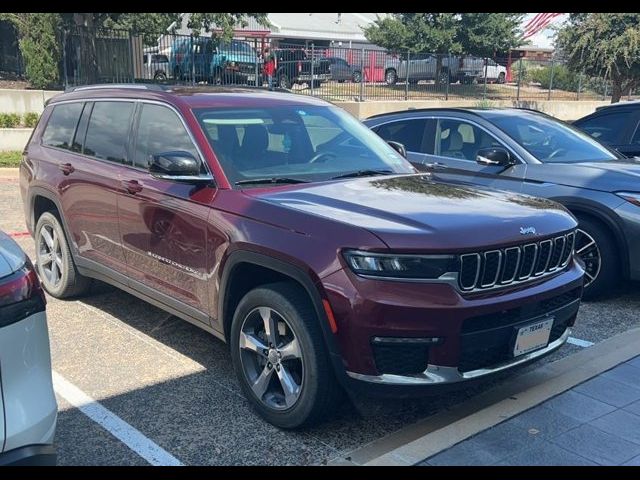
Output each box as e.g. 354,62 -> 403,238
331,327 -> 640,466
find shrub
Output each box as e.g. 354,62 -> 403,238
0,113 -> 21,128
23,112 -> 40,128
529,64 -> 580,92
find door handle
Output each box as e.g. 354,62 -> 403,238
58,163 -> 75,175
122,180 -> 143,194
425,162 -> 447,169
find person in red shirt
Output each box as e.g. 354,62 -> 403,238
263,47 -> 277,91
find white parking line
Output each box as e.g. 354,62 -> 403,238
567,336 -> 595,348
52,371 -> 183,466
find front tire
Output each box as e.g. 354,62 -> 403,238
230,282 -> 341,429
497,72 -> 506,84
35,211 -> 92,298
279,73 -> 291,89
574,216 -> 619,300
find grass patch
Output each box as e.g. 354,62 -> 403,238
0,151 -> 22,167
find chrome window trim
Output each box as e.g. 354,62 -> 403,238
41,97 -> 215,181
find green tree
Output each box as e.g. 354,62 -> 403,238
0,13 -> 61,88
556,13 -> 640,103
457,13 -> 524,58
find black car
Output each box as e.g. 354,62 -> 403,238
364,107 -> 640,299
326,56 -> 362,83
573,100 -> 640,158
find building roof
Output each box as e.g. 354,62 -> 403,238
174,13 -> 387,43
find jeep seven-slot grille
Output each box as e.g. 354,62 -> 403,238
458,231 -> 575,292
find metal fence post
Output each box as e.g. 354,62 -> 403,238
190,36 -> 195,86
445,53 -> 450,101
359,47 -> 365,102
128,30 -> 135,83
516,58 -> 522,102
548,58 -> 554,101
254,38 -> 259,87
405,49 -> 410,101
310,43 -> 315,96
483,57 -> 488,100
603,73 -> 608,100
63,30 -> 69,89
577,71 -> 583,100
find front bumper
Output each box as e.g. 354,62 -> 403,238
321,259 -> 584,392
0,444 -> 56,466
297,73 -> 331,82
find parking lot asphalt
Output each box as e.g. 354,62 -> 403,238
2,169 -> 639,465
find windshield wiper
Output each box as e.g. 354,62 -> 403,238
329,169 -> 394,180
235,177 -> 311,186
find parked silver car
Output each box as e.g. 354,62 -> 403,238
0,231 -> 57,465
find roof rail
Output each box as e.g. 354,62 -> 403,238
64,83 -> 167,93
365,107 -> 485,120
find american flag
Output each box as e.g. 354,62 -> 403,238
522,13 -> 563,39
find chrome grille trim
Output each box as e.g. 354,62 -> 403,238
457,231 -> 576,292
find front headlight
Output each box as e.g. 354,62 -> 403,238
616,192 -> 640,207
343,250 -> 457,279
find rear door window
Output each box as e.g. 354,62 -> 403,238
375,119 -> 429,153
42,102 -> 84,150
83,101 -> 134,163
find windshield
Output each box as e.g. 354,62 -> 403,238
195,105 -> 415,186
489,112 -> 618,163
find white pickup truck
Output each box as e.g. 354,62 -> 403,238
384,55 -> 506,85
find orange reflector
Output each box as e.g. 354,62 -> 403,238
322,299 -> 338,334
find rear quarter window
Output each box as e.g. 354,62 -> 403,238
42,103 -> 84,150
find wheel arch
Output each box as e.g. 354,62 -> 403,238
218,250 -> 348,384
554,198 -> 629,279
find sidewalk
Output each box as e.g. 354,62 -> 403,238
420,356 -> 640,466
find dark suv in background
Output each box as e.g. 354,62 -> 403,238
573,100 -> 640,158
21,85 -> 583,428
365,107 -> 640,299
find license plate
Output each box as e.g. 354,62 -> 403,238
513,318 -> 553,357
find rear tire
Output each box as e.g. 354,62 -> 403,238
35,211 -> 92,298
385,68 -> 397,85
497,72 -> 506,84
574,215 -> 619,300
230,282 -> 342,429
279,73 -> 291,89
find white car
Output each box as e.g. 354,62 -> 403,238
143,53 -> 171,81
0,231 -> 57,466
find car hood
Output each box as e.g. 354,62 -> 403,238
249,174 -> 576,250
0,231 -> 26,279
527,158 -> 640,193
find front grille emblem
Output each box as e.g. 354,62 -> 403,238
520,226 -> 537,235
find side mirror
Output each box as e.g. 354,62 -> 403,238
387,140 -> 407,158
476,147 -> 513,167
149,151 -> 212,182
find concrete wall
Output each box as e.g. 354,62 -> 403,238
334,99 -> 610,122
0,128 -> 32,151
0,89 -> 62,115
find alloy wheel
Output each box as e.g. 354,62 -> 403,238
239,306 -> 304,410
575,228 -> 601,288
38,224 -> 63,287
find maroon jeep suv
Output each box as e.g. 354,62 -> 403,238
20,85 -> 584,428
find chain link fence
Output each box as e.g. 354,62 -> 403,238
8,26 -> 637,102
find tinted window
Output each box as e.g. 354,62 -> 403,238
134,104 -> 199,169
42,103 -> 84,150
196,105 -> 414,186
489,112 -> 618,163
577,111 -> 633,144
436,119 -> 502,161
83,101 -> 134,163
375,119 -> 428,152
